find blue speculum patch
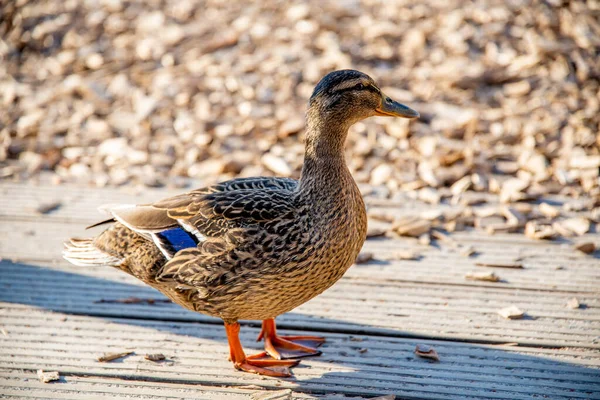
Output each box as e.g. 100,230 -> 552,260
156,227 -> 198,252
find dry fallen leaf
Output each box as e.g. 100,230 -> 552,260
459,245 -> 476,257
500,178 -> 530,203
35,200 -> 62,214
355,252 -> 374,264
473,206 -> 502,219
367,226 -> 387,238
476,260 -> 523,269
552,221 -> 576,237
367,211 -> 395,223
592,208 -> 600,223
371,164 -> 393,186
97,351 -> 134,362
261,154 -> 292,176
393,250 -> 421,260
414,344 -> 440,361
539,202 -> 560,218
418,234 -> 431,246
450,175 -> 472,195
417,187 -> 441,204
501,206 -> 526,226
1,0 -> 598,230
498,306 -> 525,319
37,370 -> 60,383
575,242 -> 596,254
3,0 -> 599,249
566,298 -> 581,309
145,353 -> 166,362
420,209 -> 444,221
476,215 -> 506,231
525,221 -> 557,240
465,271 -> 500,282
556,218 -> 591,236
392,216 -> 431,237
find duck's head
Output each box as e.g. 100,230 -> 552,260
308,70 -> 419,125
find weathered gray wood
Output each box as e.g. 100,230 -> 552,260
3,218 -> 600,294
1,181 -> 600,399
0,371 -> 318,399
5,270 -> 599,321
2,261 -> 599,348
1,309 -> 598,400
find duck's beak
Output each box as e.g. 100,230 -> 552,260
375,92 -> 419,119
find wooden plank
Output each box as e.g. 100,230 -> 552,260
3,219 -> 600,294
3,181 -> 597,249
2,261 -> 599,348
1,309 -> 599,400
2,180 -> 599,295
0,370 -> 319,399
0,182 -> 592,227
0,182 -> 448,223
0,182 -> 183,223
4,267 -> 599,321
2,181 -> 600,398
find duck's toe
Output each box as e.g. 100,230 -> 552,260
264,335 -> 323,360
234,355 -> 299,377
257,318 -> 325,359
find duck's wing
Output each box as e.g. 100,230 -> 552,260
100,182 -> 298,288
156,188 -> 296,227
154,188 -> 298,288
94,176 -> 298,241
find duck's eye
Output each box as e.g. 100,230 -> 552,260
355,83 -> 365,90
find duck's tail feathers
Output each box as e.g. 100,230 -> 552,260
63,238 -> 124,267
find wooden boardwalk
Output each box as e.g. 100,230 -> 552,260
0,181 -> 599,399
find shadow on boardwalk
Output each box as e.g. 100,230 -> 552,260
1,261 -> 599,399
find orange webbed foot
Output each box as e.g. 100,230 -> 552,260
225,322 -> 300,377
257,318 -> 325,360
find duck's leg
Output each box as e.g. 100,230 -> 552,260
257,318 -> 325,360
224,322 -> 299,377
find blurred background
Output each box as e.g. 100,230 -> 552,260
1,0 -> 598,218
1,2 -> 599,395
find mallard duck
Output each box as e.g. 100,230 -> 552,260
64,69 -> 418,377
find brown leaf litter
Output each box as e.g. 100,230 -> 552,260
97,351 -> 134,362
414,344 -> 440,361
37,370 -> 60,383
497,306 -> 525,319
1,0 -> 598,248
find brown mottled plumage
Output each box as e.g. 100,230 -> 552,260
64,69 -> 419,377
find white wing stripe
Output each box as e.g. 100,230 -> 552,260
177,219 -> 206,242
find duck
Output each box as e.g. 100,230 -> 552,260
63,69 -> 419,377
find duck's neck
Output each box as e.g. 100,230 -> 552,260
298,108 -> 354,194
